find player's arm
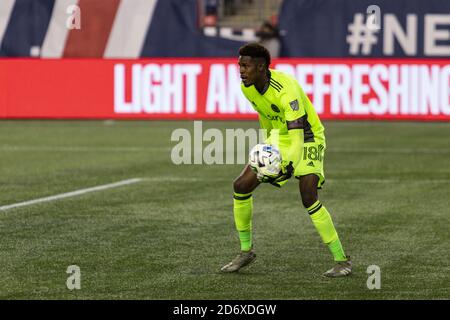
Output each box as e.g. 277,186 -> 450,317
271,93 -> 305,185
269,120 -> 303,186
282,89 -> 306,169
285,119 -> 304,169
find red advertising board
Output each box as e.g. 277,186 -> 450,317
1,58 -> 449,120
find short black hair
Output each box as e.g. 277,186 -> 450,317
239,42 -> 271,68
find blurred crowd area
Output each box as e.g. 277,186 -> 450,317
199,0 -> 282,57
3,0 -> 446,59
200,0 -> 282,29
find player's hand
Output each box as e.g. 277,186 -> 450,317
257,172 -> 274,183
251,166 -> 280,183
250,166 -> 266,182
251,161 -> 294,185
269,161 -> 294,187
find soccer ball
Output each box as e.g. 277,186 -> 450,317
249,144 -> 282,178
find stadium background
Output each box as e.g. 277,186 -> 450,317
0,0 -> 449,300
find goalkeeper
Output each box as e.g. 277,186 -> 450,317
221,43 -> 352,277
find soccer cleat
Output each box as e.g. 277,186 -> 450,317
322,256 -> 352,278
220,249 -> 256,273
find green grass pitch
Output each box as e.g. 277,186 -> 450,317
0,120 -> 448,299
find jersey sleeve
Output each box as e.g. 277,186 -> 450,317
280,81 -> 306,122
278,79 -> 305,169
286,128 -> 304,168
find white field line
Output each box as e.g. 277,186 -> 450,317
1,146 -> 450,154
0,178 -> 142,211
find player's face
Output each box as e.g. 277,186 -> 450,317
238,55 -> 263,87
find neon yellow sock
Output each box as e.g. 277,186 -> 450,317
307,200 -> 347,262
233,192 -> 253,251
328,238 -> 347,262
238,231 -> 252,252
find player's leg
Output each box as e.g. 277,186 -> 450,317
233,164 -> 260,252
299,174 -> 346,262
299,174 -> 351,277
221,164 -> 259,272
296,141 -> 351,277
233,163 -> 260,194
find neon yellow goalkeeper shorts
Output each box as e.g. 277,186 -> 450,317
265,134 -> 326,189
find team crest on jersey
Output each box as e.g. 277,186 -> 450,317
289,100 -> 299,111
271,104 -> 280,113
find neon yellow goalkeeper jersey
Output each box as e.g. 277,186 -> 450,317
241,69 -> 325,143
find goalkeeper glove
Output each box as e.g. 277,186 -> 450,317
253,161 -> 294,186
268,161 -> 294,187
250,166 -> 275,183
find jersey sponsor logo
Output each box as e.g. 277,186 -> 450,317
266,114 -> 285,123
289,100 -> 299,111
271,104 -> 280,113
